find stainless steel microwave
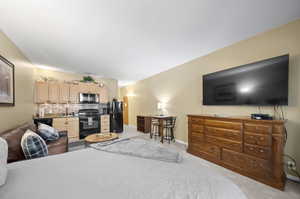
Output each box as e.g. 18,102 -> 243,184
79,93 -> 99,104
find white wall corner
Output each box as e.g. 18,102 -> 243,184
125,124 -> 137,129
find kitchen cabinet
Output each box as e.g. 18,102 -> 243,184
53,117 -> 79,143
78,83 -> 89,93
66,117 -> 79,142
59,83 -> 70,104
35,81 -> 49,104
99,87 -> 109,103
69,83 -> 80,104
101,115 -> 110,133
89,84 -> 100,93
48,82 -> 60,103
78,82 -> 98,93
35,81 -> 109,104
52,118 -> 67,131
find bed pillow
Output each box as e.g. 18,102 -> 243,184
38,123 -> 59,142
0,137 -> 8,186
21,130 -> 48,160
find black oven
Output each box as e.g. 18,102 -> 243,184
78,109 -> 100,139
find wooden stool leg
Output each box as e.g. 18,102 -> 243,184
161,127 -> 164,143
171,128 -> 175,142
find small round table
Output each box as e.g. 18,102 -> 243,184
84,133 -> 119,144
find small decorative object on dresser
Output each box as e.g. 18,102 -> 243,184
0,55 -> 14,106
187,114 -> 286,190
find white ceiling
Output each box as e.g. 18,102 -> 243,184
0,0 -> 300,86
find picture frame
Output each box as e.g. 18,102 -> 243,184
0,55 -> 15,106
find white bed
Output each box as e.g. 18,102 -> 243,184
0,147 -> 247,199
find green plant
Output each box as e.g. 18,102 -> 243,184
80,76 -> 95,82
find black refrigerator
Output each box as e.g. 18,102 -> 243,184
109,100 -> 123,133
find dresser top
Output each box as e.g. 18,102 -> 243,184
187,114 -> 286,124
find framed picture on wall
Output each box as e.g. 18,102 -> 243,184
0,55 -> 15,106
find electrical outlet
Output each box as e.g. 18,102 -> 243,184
287,161 -> 296,170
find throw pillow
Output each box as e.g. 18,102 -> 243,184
38,123 -> 59,142
21,130 -> 48,160
0,137 -> 8,186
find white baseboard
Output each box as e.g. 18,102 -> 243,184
125,124 -> 136,128
175,139 -> 188,146
286,174 -> 300,182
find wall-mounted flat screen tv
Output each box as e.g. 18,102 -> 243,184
203,54 -> 289,105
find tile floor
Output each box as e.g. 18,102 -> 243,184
70,125 -> 300,199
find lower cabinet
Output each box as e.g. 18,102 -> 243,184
101,115 -> 110,133
53,117 -> 79,143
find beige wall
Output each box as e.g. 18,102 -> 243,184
33,68 -> 118,100
0,31 -> 35,132
120,19 -> 300,173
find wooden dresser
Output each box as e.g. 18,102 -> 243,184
187,115 -> 286,190
137,116 -> 152,133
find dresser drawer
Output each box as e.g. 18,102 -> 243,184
222,148 -> 271,178
244,144 -> 271,160
191,124 -> 204,132
244,123 -> 272,134
206,136 -> 242,152
190,132 -> 205,142
205,119 -> 242,130
273,124 -> 284,134
205,126 -> 241,141
189,142 -> 220,160
244,133 -> 271,146
190,117 -> 204,124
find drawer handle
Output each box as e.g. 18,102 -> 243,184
259,137 -> 264,141
249,147 -> 254,151
259,149 -> 264,153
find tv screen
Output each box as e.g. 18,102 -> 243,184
203,55 -> 289,105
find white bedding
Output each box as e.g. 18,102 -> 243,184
0,148 -> 247,199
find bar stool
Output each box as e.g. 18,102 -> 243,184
150,118 -> 160,139
162,117 -> 176,143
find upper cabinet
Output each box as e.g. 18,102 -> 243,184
99,87 -> 108,103
34,81 -> 109,104
78,82 -> 99,93
59,83 -> 70,104
69,83 -> 80,104
48,82 -> 60,103
89,84 -> 100,94
35,81 -> 49,103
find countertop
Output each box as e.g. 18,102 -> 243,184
33,115 -> 78,119
33,113 -> 110,120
